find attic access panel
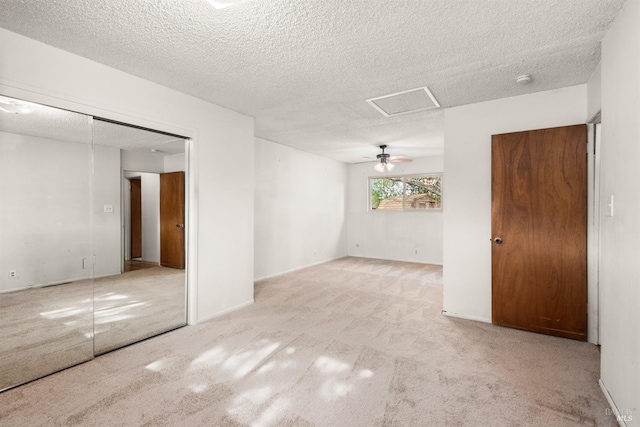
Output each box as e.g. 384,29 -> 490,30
367,86 -> 440,117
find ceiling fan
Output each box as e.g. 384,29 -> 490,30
374,145 -> 412,172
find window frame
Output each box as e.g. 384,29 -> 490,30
368,173 -> 443,212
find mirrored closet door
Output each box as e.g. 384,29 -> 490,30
0,96 -> 188,391
0,98 -> 95,391
92,119 -> 187,355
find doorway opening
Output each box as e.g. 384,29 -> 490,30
123,170 -> 186,273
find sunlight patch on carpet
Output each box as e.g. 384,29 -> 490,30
189,346 -> 228,370
145,359 -> 165,372
320,378 -> 354,400
314,356 -> 350,374
189,383 -> 209,394
358,369 -> 374,379
223,341 -> 281,379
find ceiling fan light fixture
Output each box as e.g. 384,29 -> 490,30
373,144 -> 411,171
0,96 -> 36,115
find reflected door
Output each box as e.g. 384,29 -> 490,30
160,171 -> 185,269
130,178 -> 142,259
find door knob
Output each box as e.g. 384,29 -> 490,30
176,224 -> 184,228
494,237 -> 503,244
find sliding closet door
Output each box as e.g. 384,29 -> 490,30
92,119 -> 187,355
0,96 -> 94,390
0,98 -> 188,390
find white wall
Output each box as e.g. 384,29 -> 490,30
442,85 -> 586,322
347,156 -> 444,264
0,28 -> 255,322
587,61 -> 602,121
164,152 -> 186,172
599,0 -> 640,421
122,151 -> 164,173
254,138 -> 348,280
0,133 -> 121,290
0,132 -> 92,291
92,144 -> 122,278
140,173 -> 160,263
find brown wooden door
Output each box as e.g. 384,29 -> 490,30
160,171 -> 185,269
130,178 -> 142,259
491,125 -> 587,341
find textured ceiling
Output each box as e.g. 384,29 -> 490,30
0,97 -> 185,155
93,120 -> 186,155
0,99 -> 92,144
0,0 -> 626,163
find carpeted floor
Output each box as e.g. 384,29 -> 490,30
94,266 -> 186,354
0,267 -> 185,390
0,257 -> 615,426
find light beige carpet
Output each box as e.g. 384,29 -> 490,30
94,266 -> 186,354
0,267 -> 185,391
0,257 -> 615,426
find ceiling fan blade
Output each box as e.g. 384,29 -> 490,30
389,154 -> 407,160
390,158 -> 413,163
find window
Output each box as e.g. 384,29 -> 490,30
370,174 -> 442,211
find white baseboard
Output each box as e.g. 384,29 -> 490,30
0,275 -> 93,294
599,379 -> 629,427
346,253 -> 443,266
196,299 -> 254,324
254,256 -> 347,282
0,269 -> 149,294
441,310 -> 491,324
93,271 -> 125,280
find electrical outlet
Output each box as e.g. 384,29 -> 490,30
104,204 -> 114,213
8,270 -> 17,279
414,249 -> 419,255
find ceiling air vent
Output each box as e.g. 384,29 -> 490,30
366,86 -> 440,117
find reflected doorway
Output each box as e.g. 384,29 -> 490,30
123,172 -> 161,272
124,174 -> 157,272
123,171 -> 185,272
130,177 -> 142,260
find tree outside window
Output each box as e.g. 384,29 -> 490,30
370,174 -> 442,211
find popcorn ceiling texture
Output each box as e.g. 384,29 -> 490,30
0,0 -> 626,162
0,104 -> 184,154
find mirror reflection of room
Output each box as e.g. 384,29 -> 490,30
0,96 -> 94,390
0,96 -> 188,391
92,119 -> 187,355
